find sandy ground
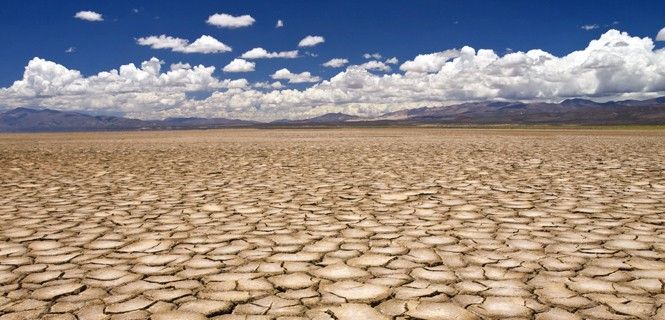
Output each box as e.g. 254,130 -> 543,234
0,128 -> 664,320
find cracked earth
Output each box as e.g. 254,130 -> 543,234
0,128 -> 664,320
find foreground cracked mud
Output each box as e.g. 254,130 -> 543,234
1,128 -> 664,320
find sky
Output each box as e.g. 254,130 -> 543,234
1,0 -> 665,120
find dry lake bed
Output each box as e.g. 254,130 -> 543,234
0,128 -> 664,320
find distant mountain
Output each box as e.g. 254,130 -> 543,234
2,97 -> 665,132
160,117 -> 259,127
271,112 -> 362,124
371,97 -> 665,125
0,108 -> 256,132
0,108 -> 147,131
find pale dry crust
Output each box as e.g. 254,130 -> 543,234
0,128 -> 664,319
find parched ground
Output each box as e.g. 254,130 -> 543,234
0,128 -> 664,320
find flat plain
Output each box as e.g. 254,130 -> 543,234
0,128 -> 664,320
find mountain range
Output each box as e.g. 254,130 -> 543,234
2,97 -> 665,132
0,108 -> 257,132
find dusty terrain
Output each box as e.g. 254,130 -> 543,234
0,128 -> 664,320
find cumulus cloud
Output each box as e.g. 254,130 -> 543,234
298,35 -> 325,47
170,62 -> 191,71
363,53 -> 382,59
137,35 -> 187,50
183,36 -> 232,53
385,57 -> 399,64
270,68 -> 321,83
223,79 -> 250,89
254,81 -> 284,89
74,11 -> 103,21
136,35 -> 231,54
223,59 -> 255,73
3,30 -> 665,121
581,24 -> 599,31
357,60 -> 391,72
207,13 -> 255,28
276,20 -> 284,28
322,58 -> 349,68
399,49 -> 460,73
657,27 -> 665,41
240,48 -> 299,59
0,57 -> 234,117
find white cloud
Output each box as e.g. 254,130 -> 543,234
240,48 -> 299,59
181,35 -> 232,53
74,11 -> 103,22
271,68 -> 321,83
322,58 -> 349,68
0,57 -> 230,117
399,49 -> 460,73
3,30 -> 665,121
363,53 -> 382,59
223,59 -> 255,73
581,24 -> 599,31
170,62 -> 191,71
298,35 -> 325,47
137,35 -> 231,54
207,13 -> 255,28
357,60 -> 391,72
276,20 -> 284,28
65,47 -> 76,53
657,27 -> 665,41
26,57 -> 225,93
137,35 -> 188,50
224,79 -> 250,89
385,57 -> 399,64
254,81 -> 284,89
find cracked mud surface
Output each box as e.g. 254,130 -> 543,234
0,128 -> 664,320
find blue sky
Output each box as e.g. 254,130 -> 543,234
1,1 -> 665,120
